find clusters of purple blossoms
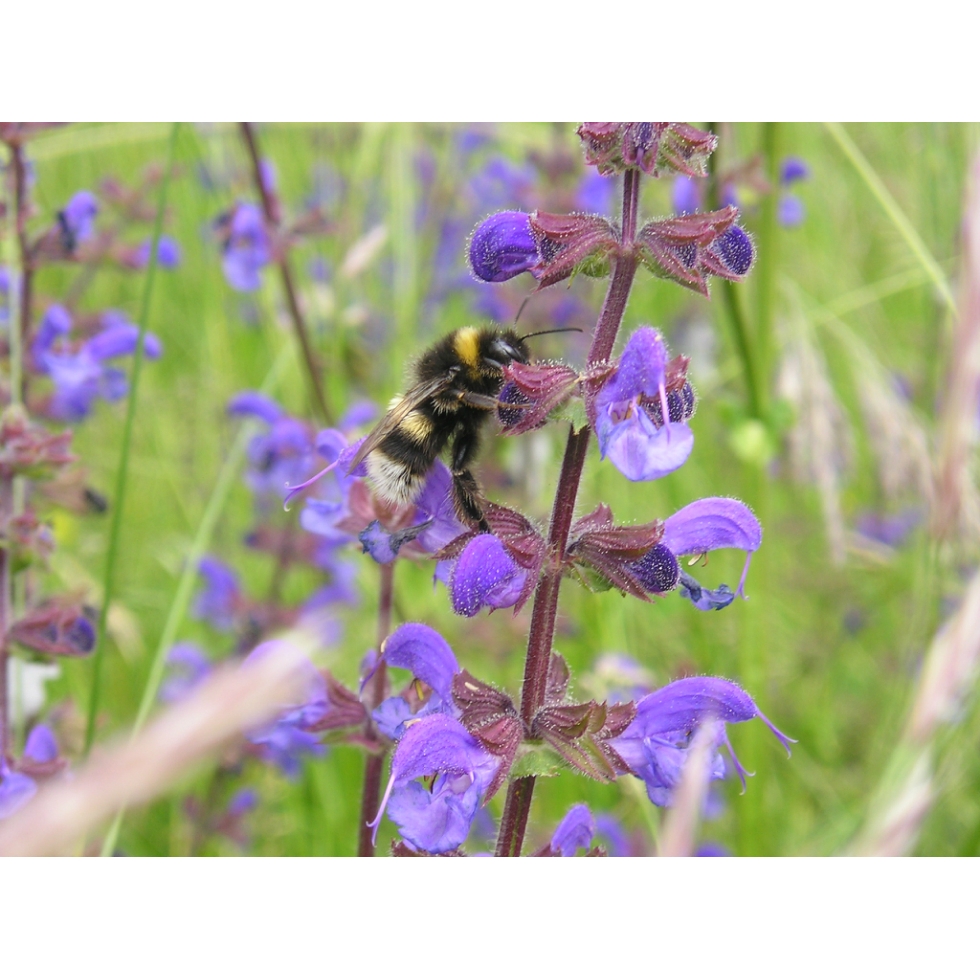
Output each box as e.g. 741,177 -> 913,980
592,327 -> 695,482
673,155 -> 810,229
370,713 -> 499,854
217,203 -> 271,292
31,305 -> 162,421
133,235 -> 182,270
59,190 -> 99,250
0,724 -> 61,821
609,677 -> 794,806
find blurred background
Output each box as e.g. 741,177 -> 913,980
6,121 -> 980,856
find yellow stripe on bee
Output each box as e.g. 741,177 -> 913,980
400,410 -> 433,441
453,326 -> 481,369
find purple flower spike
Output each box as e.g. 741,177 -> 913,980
780,157 -> 809,184
0,764 -> 37,820
24,724 -> 59,764
594,328 -> 695,482
220,203 -> 271,292
450,534 -> 527,617
663,497 -> 762,597
609,676 -> 794,806
60,191 -> 99,244
371,714 -> 499,854
381,622 -> 459,703
551,804 -> 596,856
468,211 -> 538,283
193,556 -> 242,631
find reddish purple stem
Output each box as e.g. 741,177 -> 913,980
495,168 -> 641,857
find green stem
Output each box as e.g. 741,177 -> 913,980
752,121 -> 781,421
99,344 -> 292,856
83,122 -> 180,758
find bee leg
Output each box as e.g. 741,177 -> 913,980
450,426 -> 490,532
452,469 -> 490,532
455,391 -> 500,411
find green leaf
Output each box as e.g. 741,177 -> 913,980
509,743 -> 565,780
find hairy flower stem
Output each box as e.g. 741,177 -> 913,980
357,561 -> 394,856
496,170 -> 640,857
239,122 -> 331,425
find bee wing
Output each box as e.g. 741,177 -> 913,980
347,372 -> 457,473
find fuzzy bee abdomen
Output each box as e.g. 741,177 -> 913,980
365,407 -> 449,504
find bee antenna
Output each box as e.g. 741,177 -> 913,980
519,327 -> 584,340
514,295 -> 531,326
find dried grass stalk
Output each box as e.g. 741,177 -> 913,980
0,634 -> 315,857
658,719 -> 720,857
933,155 -> 980,542
778,308 -> 852,564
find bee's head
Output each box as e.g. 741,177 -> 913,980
483,329 -> 530,370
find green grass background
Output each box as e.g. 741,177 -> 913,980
15,121 -> 980,855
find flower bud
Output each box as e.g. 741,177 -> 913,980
628,543 -> 680,594
468,211 -> 538,282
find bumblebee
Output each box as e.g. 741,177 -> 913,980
348,325 -> 532,531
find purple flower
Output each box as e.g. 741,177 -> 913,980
59,190 -> 98,246
160,642 -> 213,702
33,308 -> 162,421
371,623 -> 460,739
780,157 -> 809,184
370,714 -> 499,854
228,390 -> 284,426
0,763 -> 36,820
708,225 -> 754,277
576,172 -> 616,215
193,556 -> 242,631
672,176 -> 701,215
449,534 -> 527,617
778,193 -> 805,228
134,235 -> 182,269
677,572 -> 736,611
243,642 -> 328,778
23,724 -> 59,763
855,508 -> 922,548
596,814 -> 632,856
228,393 -> 323,503
346,461 -> 466,565
593,327 -> 694,481
468,157 -> 535,211
609,676 -> 793,806
628,542 -> 680,594
662,496 -> 762,599
220,203 -> 271,292
468,211 -> 539,283
227,787 -> 259,818
551,804 -> 596,856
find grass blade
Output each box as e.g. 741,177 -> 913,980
84,122 -> 180,756
824,122 -> 957,314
